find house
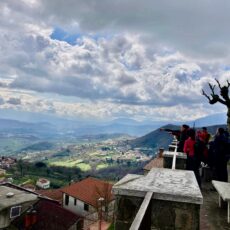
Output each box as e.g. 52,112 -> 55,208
0,185 -> 38,229
12,199 -> 83,230
36,178 -> 50,189
61,177 -> 114,217
143,148 -> 164,174
0,183 -> 83,230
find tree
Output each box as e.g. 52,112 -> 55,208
17,159 -> 24,177
202,79 -> 230,132
94,183 -> 113,221
35,161 -> 47,168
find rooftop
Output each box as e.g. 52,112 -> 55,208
12,199 -> 82,230
0,186 -> 38,211
143,157 -> 163,171
36,189 -> 63,203
37,178 -> 50,184
61,177 -> 114,207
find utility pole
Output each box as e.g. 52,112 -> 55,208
98,197 -> 104,230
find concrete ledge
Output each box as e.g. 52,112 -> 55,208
113,168 -> 203,205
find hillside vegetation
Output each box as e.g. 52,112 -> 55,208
128,124 -> 227,149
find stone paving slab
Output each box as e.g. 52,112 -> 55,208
113,168 -> 203,205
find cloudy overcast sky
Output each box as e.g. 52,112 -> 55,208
0,0 -> 229,122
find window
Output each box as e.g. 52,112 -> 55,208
84,203 -> 89,211
10,206 -> 21,219
65,194 -> 69,206
74,198 -> 77,206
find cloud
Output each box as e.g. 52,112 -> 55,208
4,31 -> 215,107
0,0 -> 229,122
7,98 -> 21,105
37,0 -> 230,59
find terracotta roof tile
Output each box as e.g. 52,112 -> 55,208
32,200 -> 82,230
36,189 -> 63,203
143,157 -> 163,171
61,177 -> 114,208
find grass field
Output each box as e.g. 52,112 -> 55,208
48,159 -> 91,171
77,163 -> 91,171
96,163 -> 109,170
49,159 -> 83,167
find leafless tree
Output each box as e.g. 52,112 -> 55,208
94,183 -> 113,221
202,79 -> 230,131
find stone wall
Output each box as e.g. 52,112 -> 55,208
114,195 -> 143,230
151,199 -> 200,230
114,195 -> 200,230
163,157 -> 186,170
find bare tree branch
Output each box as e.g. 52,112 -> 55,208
202,89 -> 211,101
202,79 -> 230,131
217,98 -> 227,105
215,78 -> 222,90
208,83 -> 216,95
227,80 -> 230,88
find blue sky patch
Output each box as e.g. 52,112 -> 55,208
50,28 -> 82,45
50,27 -> 112,45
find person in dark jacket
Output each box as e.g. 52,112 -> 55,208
213,128 -> 229,182
161,124 -> 190,152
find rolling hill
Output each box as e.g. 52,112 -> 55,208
128,124 -> 227,149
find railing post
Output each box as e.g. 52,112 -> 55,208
129,191 -> 153,230
171,146 -> 177,170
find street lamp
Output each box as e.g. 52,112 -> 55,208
98,197 -> 104,230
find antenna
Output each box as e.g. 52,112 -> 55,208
193,122 -> 196,130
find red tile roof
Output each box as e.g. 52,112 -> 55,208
61,177 -> 114,208
36,189 -> 63,203
143,157 -> 163,171
31,200 -> 82,230
37,178 -> 49,184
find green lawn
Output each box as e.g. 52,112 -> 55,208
96,163 -> 109,170
47,158 -> 91,171
49,159 -> 83,167
77,163 -> 91,171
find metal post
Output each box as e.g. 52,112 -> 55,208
172,146 -> 177,170
228,202 -> 230,223
98,197 -> 104,230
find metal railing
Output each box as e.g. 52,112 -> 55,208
171,145 -> 178,170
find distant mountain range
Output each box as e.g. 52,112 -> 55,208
0,110 -> 227,137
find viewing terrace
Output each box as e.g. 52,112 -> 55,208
112,141 -> 230,230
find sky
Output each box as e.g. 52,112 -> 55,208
0,0 -> 229,123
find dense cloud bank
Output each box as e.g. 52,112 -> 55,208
0,0 -> 228,121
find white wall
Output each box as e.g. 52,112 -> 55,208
63,193 -> 95,216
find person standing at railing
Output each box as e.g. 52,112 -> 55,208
184,129 -> 202,187
161,124 -> 190,152
212,128 -> 229,182
200,127 -> 211,164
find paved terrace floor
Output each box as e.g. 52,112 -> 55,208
200,166 -> 230,230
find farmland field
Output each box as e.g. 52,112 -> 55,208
49,159 -> 83,167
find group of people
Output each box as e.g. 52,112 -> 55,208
162,124 -> 230,187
